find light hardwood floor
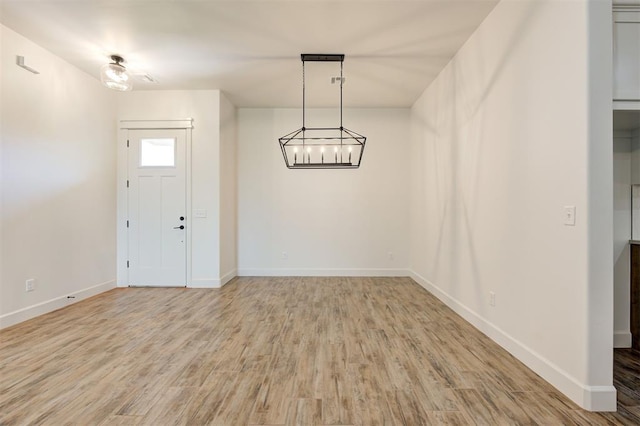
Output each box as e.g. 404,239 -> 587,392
0,277 -> 632,425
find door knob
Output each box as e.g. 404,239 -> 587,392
173,225 -> 185,230
179,216 -> 185,221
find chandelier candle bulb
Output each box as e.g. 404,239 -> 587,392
334,146 -> 338,163
321,147 -> 325,163
307,147 -> 311,164
293,147 -> 298,164
348,146 -> 352,163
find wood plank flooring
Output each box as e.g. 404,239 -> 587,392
0,276 -> 634,425
613,348 -> 640,424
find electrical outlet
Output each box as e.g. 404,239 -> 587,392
281,251 -> 288,260
489,291 -> 496,307
26,279 -> 36,292
564,206 -> 576,226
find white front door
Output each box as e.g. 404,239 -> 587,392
127,129 -> 187,287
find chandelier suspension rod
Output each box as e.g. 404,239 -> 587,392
302,60 -> 306,129
340,60 -> 343,129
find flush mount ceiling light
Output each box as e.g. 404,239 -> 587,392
100,55 -> 132,91
279,54 -> 366,169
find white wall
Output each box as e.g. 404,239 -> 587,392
237,108 -> 410,275
117,90 -> 223,287
613,133 -> 632,347
613,9 -> 640,101
410,0 -> 614,411
219,92 -> 237,284
0,25 -> 117,328
1,24 -> 4,324
632,130 -> 640,185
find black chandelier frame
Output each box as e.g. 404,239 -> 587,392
278,54 -> 366,169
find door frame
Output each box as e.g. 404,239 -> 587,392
117,119 -> 194,288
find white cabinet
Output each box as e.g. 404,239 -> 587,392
614,11 -> 640,101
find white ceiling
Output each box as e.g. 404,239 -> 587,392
0,0 -> 498,107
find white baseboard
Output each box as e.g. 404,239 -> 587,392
220,269 -> 237,287
409,271 -> 617,412
582,386 -> 618,412
614,331 -> 632,348
0,280 -> 116,330
183,271 -> 238,289
237,268 -> 410,277
190,279 -> 220,289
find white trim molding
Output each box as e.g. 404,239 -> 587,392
119,119 -> 194,130
614,331 -> 633,348
0,280 -> 116,330
613,100 -> 640,110
237,268 -> 410,277
220,270 -> 237,286
583,387 -> 619,412
189,271 -> 237,289
190,279 -> 219,289
409,270 -> 617,412
613,1 -> 640,12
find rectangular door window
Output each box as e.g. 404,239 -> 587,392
140,138 -> 176,167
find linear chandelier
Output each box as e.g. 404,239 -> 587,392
279,54 -> 366,169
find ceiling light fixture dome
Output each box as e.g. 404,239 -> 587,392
100,55 -> 132,91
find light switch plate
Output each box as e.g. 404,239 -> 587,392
194,209 -> 207,218
26,279 -> 35,292
564,206 -> 576,226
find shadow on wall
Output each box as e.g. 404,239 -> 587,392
411,1 -> 539,308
